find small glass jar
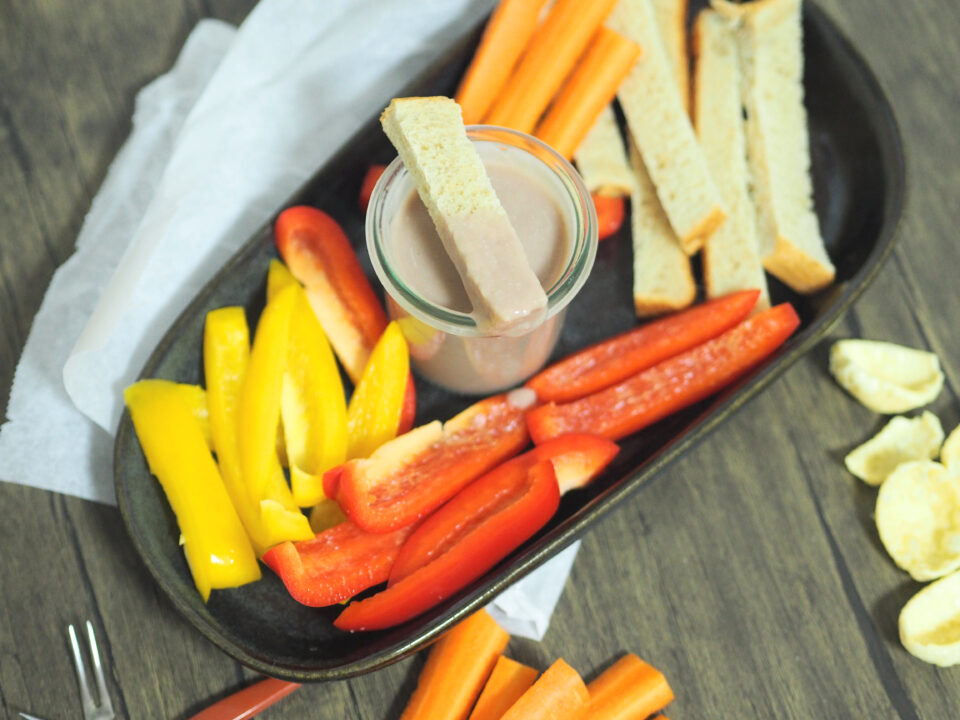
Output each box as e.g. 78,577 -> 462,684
366,126 -> 598,395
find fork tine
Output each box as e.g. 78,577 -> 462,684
68,623 -> 98,716
85,621 -> 114,717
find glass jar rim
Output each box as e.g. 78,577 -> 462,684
366,125 -> 598,338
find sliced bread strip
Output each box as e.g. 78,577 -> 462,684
726,0 -> 835,293
610,0 -> 725,255
651,0 -> 690,114
628,137 -> 696,316
573,105 -> 633,197
380,97 -> 547,334
693,9 -> 770,311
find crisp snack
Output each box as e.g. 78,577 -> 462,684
829,339 -> 944,413
899,569 -> 960,667
844,411 -> 944,486
941,423 -> 960,475
875,461 -> 960,581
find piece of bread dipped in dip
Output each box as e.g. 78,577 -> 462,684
380,96 -> 548,336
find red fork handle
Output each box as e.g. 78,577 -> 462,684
188,678 -> 300,720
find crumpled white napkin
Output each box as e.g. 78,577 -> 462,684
0,0 -> 581,641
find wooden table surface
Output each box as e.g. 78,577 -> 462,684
2,1 -> 959,718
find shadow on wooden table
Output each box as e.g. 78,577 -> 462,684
873,580 -> 921,645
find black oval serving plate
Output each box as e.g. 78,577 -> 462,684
114,1 -> 904,682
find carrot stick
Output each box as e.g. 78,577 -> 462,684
468,656 -> 539,720
584,654 -> 674,720
535,27 -> 642,160
500,658 -> 590,720
400,610 -> 509,720
483,0 -> 620,133
456,0 -> 551,124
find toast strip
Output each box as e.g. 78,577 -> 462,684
732,0 -> 835,292
380,97 -> 547,334
651,0 -> 690,114
693,10 -> 770,310
628,138 -> 696,316
610,0 -> 725,254
573,105 -> 633,197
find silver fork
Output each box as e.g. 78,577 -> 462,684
68,621 -> 115,720
19,621 -> 115,720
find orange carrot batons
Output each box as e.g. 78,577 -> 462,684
500,657 -> 590,720
468,655 -> 539,720
584,654 -> 674,720
399,610 -> 509,720
535,27 -> 642,160
484,0 -> 620,133
456,0 -> 551,124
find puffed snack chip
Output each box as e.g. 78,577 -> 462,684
941,423 -> 960,475
876,461 -> 960,581
899,569 -> 960,666
844,411 -> 944,486
829,340 -> 943,414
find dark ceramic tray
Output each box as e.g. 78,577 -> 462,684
114,1 -> 904,682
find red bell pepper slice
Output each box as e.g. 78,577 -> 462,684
334,459 -> 559,631
398,379 -> 417,435
526,289 -> 760,404
274,205 -> 416,433
329,393 -> 532,533
358,164 -> 386,213
526,303 -> 801,443
529,432 -> 620,496
261,521 -> 412,607
593,194 -> 626,240
388,433 -> 618,585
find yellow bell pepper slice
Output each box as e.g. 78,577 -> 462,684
238,284 -> 296,498
124,379 -> 213,449
267,259 -> 296,469
268,259 -> 349,506
346,321 -> 410,459
309,498 -> 348,534
124,380 -> 261,601
204,307 -> 312,554
282,288 -> 348,506
267,258 -> 298,301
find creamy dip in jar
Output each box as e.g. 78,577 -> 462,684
367,126 -> 597,395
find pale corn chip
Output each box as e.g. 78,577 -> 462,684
875,461 -> 960,581
899,569 -> 960,667
844,412 -> 944,486
942,424 -> 960,475
829,340 -> 943,413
